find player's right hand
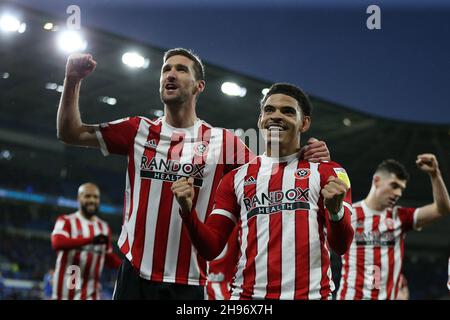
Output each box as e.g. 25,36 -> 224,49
171,177 -> 195,216
65,53 -> 97,80
92,234 -> 108,245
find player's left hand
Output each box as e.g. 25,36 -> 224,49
321,176 -> 349,215
416,153 -> 439,176
299,138 -> 330,162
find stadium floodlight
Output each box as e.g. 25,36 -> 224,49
0,14 -> 26,33
99,96 -> 117,106
18,22 -> 26,33
343,118 -> 352,127
57,30 -> 87,53
44,22 -> 58,32
121,52 -> 150,69
106,97 -> 117,105
221,82 -> 247,97
261,88 -> 269,96
0,149 -> 12,160
43,22 -> 53,30
45,82 -> 58,90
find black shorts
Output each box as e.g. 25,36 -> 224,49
112,258 -> 205,300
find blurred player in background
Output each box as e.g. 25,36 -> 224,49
51,183 -> 121,300
338,155 -> 450,300
172,83 -> 354,299
56,50 -> 330,299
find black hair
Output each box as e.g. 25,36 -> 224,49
163,48 -> 205,81
375,159 -> 409,181
260,83 -> 312,117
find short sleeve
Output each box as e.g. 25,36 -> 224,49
95,116 -> 141,156
210,170 -> 240,223
51,216 -> 71,238
396,207 -> 418,233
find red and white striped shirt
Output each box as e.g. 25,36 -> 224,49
52,212 -> 112,300
337,200 -> 420,300
210,154 -> 353,300
96,116 -> 252,285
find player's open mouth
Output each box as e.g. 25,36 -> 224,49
165,83 -> 179,90
266,124 -> 286,131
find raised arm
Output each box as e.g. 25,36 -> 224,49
414,154 -> 450,229
56,53 -> 100,147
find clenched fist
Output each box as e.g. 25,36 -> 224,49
65,53 -> 97,80
321,176 -> 349,215
416,153 -> 439,176
171,177 -> 195,216
92,234 -> 108,245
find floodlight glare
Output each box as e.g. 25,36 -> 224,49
0,14 -> 24,33
18,22 -> 26,33
221,82 -> 247,97
121,52 -> 149,69
343,118 -> 352,127
57,30 -> 87,53
99,96 -> 118,106
106,97 -> 117,105
45,82 -> 58,90
43,22 -> 53,30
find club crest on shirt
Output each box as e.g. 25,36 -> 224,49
193,141 -> 209,156
294,168 -> 310,180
